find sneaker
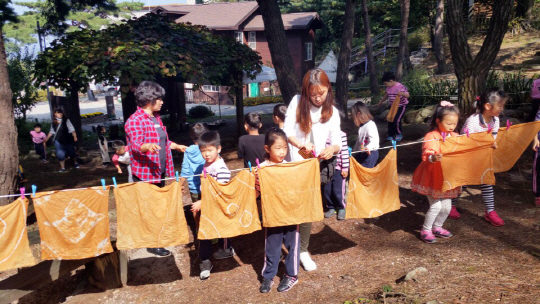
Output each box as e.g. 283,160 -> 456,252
420,230 -> 437,243
324,209 -> 336,218
299,252 -> 316,271
535,197 -> 540,208
485,210 -> 505,226
395,134 -> 403,141
448,205 -> 461,219
74,164 -> 80,169
147,247 -> 171,256
199,259 -> 213,280
386,136 -> 393,141
432,227 -> 453,238
337,209 -> 346,220
277,274 -> 298,292
212,247 -> 235,260
259,278 -> 273,293
58,168 -> 66,173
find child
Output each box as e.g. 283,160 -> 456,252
351,101 -> 380,168
238,112 -> 266,168
97,125 -> 111,166
258,128 -> 300,293
272,104 -> 287,129
526,76 -> 540,122
376,71 -> 410,142
323,130 -> 349,220
411,101 -> 461,243
191,131 -> 234,280
112,141 -> 133,183
450,88 -> 508,226
181,122 -> 208,209
30,123 -> 47,162
533,134 -> 540,207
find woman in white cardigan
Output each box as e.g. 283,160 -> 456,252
283,68 -> 342,271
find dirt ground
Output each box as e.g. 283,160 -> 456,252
3,116 -> 540,304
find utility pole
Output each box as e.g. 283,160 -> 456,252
37,21 -> 54,121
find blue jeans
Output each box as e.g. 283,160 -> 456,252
54,140 -> 77,161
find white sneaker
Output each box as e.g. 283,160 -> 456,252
299,252 -> 317,271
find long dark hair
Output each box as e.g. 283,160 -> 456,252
476,87 -> 509,114
297,69 -> 334,134
429,101 -> 460,131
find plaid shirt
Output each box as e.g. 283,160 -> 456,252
125,107 -> 174,182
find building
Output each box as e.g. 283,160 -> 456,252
150,1 -> 322,104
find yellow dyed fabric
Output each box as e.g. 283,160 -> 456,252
493,121 -> 540,173
258,159 -> 323,227
33,188 -> 113,260
346,149 -> 401,219
440,132 -> 495,191
115,181 -> 189,250
0,198 -> 36,271
198,170 -> 261,240
386,95 -> 400,122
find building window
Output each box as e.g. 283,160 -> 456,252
305,42 -> 313,61
202,85 -> 218,92
248,32 -> 256,50
234,31 -> 243,44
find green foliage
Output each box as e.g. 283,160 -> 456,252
0,0 -> 18,27
382,284 -> 393,293
486,71 -> 539,107
7,47 -> 40,123
402,69 -> 458,107
243,96 -> 284,107
188,105 -> 214,119
408,27 -> 430,52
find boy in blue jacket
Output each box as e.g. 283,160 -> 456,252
181,123 -> 209,211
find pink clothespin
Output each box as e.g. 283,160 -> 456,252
311,150 -> 317,158
20,187 -> 25,200
464,128 -> 470,138
256,158 -> 260,169
506,119 -> 512,130
203,167 -> 207,178
487,125 -> 493,134
441,132 -> 447,142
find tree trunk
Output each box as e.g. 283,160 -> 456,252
517,0 -> 534,20
67,83 -> 83,146
0,30 -> 20,205
256,0 -> 300,105
434,0 -> 446,74
359,0 -> 378,96
395,0 -> 410,81
335,0 -> 357,114
121,89 -> 137,122
235,84 -> 244,140
446,0 -> 514,112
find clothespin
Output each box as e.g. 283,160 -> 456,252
112,177 -> 117,188
487,125 -> 493,134
248,161 -> 252,172
31,185 -> 37,198
175,171 -> 179,182
348,147 -> 352,156
311,150 -> 317,158
442,132 -> 447,142
506,119 -> 512,130
101,179 -> 106,190
203,167 -> 207,178
391,140 -> 397,150
20,187 -> 25,200
464,128 -> 470,138
256,158 -> 260,169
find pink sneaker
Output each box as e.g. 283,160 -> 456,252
535,197 -> 540,208
485,210 -> 505,226
432,227 -> 453,238
448,205 -> 461,219
420,230 -> 437,243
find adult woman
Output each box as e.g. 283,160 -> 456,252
283,69 -> 342,271
124,81 -> 185,257
46,109 -> 80,172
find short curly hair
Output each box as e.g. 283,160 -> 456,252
134,81 -> 166,107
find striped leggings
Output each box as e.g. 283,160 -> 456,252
452,185 -> 495,212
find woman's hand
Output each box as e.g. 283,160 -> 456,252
303,142 -> 315,152
318,147 -> 334,160
191,200 -> 202,212
142,143 -> 161,153
533,137 -> 539,152
171,143 -> 188,152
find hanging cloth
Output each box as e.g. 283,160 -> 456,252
386,95 -> 401,122
0,198 -> 36,271
493,120 -> 540,173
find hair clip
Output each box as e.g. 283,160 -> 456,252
475,96 -> 481,101
175,171 -> 179,182
248,161 -> 252,172
391,140 -> 396,150
442,132 -> 447,142
101,179 -> 106,190
31,185 -> 37,198
203,168 -> 207,178
20,187 -> 25,200
256,158 -> 260,169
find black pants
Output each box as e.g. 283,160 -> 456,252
34,143 -> 46,160
527,99 -> 540,122
387,106 -> 406,138
262,225 -> 300,280
323,169 -> 346,210
199,238 -> 232,260
353,150 -> 379,168
534,149 -> 540,197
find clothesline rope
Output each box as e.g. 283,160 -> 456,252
0,133 -> 473,199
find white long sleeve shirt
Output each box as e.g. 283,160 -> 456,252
283,95 -> 342,162
353,120 -> 380,151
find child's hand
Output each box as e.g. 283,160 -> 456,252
117,169 -> 122,174
341,170 -> 349,178
362,147 -> 371,155
429,154 -> 443,162
191,200 -> 202,212
533,137 -> 539,152
492,142 -> 498,149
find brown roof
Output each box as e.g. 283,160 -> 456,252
243,12 -> 323,31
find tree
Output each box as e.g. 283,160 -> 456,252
7,46 -> 40,125
335,0 -> 357,113
516,0 -> 534,20
446,0 -> 514,112
395,0 -> 410,81
256,0 -> 299,105
433,0 -> 445,74
359,0 -> 378,95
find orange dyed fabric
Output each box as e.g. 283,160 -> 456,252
0,198 -> 36,271
440,132 -> 495,191
115,181 -> 189,250
346,149 -> 401,218
258,159 -> 323,227
33,188 -> 113,260
386,95 -> 400,122
493,121 -> 540,173
198,170 -> 261,240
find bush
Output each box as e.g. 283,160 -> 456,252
485,71 -> 538,107
402,69 -> 458,107
81,112 -> 104,118
188,105 -> 214,119
408,27 -> 430,52
243,96 -> 284,107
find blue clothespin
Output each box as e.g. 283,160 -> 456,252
348,147 -> 352,156
20,187 -> 25,200
101,179 -> 106,190
112,177 -> 117,188
31,185 -> 37,198
248,161 -> 252,172
175,171 -> 179,182
391,140 -> 396,150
